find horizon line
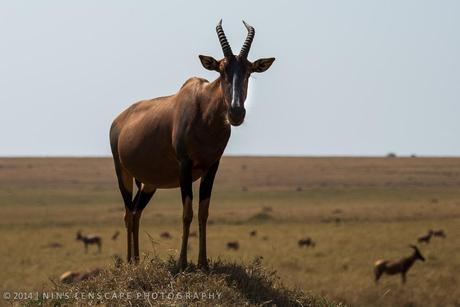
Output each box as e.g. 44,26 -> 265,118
0,154 -> 459,159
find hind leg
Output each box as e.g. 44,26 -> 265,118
132,184 -> 156,263
113,160 -> 135,262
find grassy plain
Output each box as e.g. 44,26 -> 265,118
0,157 -> 459,306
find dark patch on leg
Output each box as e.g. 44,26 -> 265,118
198,160 -> 220,269
132,189 -> 156,262
178,159 -> 194,271
199,161 -> 219,200
179,159 -> 193,202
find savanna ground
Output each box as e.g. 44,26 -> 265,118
0,157 -> 459,306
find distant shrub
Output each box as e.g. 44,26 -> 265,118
386,152 -> 397,158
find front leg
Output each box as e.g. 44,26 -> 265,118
198,160 -> 220,269
178,158 -> 193,271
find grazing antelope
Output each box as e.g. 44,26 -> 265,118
374,245 -> 425,284
298,237 -> 315,248
417,230 -> 434,244
76,231 -> 102,253
110,20 -> 274,270
433,229 -> 446,238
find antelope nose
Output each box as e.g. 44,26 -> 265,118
230,107 -> 246,118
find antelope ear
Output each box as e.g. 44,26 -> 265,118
199,55 -> 220,71
252,57 -> 275,73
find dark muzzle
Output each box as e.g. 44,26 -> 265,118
228,107 -> 246,126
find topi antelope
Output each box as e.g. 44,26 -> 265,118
76,231 -> 102,253
417,230 -> 434,244
374,245 -> 425,284
110,20 -> 274,270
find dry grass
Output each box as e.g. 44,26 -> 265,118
28,255 -> 335,306
1,157 -> 460,306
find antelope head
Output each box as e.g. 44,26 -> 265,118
199,20 -> 275,126
410,245 -> 426,261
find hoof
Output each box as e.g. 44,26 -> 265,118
198,264 -> 209,272
198,260 -> 209,271
177,260 -> 188,272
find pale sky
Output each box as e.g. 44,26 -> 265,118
1,1 -> 459,156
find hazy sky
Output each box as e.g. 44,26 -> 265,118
1,1 -> 459,156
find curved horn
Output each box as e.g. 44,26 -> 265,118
216,19 -> 233,57
239,20 -> 255,58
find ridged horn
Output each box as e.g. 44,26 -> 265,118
216,19 -> 233,57
239,20 -> 255,58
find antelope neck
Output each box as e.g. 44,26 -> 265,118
200,77 -> 229,128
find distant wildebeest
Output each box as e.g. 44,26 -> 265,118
433,229 -> 446,238
189,231 -> 197,237
76,231 -> 102,253
160,232 -> 172,239
374,245 -> 425,284
111,230 -> 120,241
250,230 -> 257,237
417,230 -> 434,244
109,20 -> 274,270
298,237 -> 316,248
227,241 -> 240,250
